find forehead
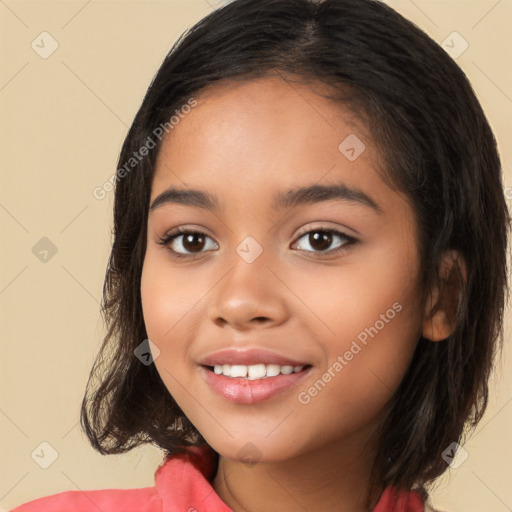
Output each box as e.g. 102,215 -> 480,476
151,75 -> 388,210
157,75 -> 372,156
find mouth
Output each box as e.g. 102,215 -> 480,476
200,363 -> 312,404
198,348 -> 313,404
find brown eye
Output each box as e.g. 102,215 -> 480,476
307,231 -> 333,251
157,229 -> 218,257
294,228 -> 356,255
181,232 -> 206,252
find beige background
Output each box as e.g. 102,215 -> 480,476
0,1 -> 511,510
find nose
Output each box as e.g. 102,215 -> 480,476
207,252 -> 289,331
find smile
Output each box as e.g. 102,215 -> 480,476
201,364 -> 312,404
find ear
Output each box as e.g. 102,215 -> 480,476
422,250 -> 466,342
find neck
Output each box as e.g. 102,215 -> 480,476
212,427 -> 384,512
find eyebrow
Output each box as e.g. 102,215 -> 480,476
149,183 -> 382,214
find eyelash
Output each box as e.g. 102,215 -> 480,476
156,226 -> 358,259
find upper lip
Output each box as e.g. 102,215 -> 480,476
198,348 -> 310,367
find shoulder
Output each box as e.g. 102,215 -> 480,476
10,446 -> 219,512
10,486 -> 162,512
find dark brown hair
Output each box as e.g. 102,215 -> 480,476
81,0 -> 511,503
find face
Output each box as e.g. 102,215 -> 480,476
140,75 -> 425,464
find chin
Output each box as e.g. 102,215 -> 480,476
201,428 -> 310,465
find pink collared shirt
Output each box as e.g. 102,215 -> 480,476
11,446 -> 426,511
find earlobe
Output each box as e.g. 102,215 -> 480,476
422,250 -> 466,342
422,305 -> 453,342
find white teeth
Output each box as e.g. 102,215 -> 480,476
266,364 -> 281,377
230,365 -> 247,378
248,364 -> 266,380
211,363 -> 305,379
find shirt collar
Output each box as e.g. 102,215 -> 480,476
154,445 -> 424,512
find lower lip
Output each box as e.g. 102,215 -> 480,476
201,366 -> 312,404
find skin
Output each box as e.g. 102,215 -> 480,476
140,74 -> 454,512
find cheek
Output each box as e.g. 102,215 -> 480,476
140,255 -> 198,407
140,251 -> 217,399
287,243 -> 421,345
291,244 -> 422,422
140,251 -> 204,342
140,256 -> 187,385
294,295 -> 421,440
